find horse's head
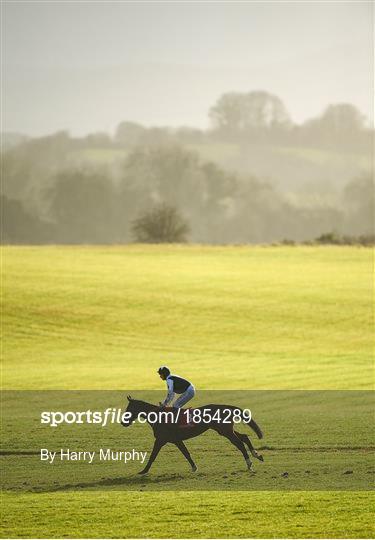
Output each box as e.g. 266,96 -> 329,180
121,395 -> 140,427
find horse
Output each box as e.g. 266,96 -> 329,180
121,396 -> 264,475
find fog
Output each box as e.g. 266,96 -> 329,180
3,2 -> 372,135
1,2 -> 373,244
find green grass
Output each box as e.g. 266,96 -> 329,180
185,141 -> 371,176
2,492 -> 374,539
274,145 -> 372,169
186,142 -> 240,164
1,245 -> 374,538
2,390 -> 373,492
3,245 -> 373,390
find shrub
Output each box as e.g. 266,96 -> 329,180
131,203 -> 190,243
314,232 -> 375,246
315,232 -> 342,245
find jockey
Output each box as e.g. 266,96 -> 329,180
158,366 -> 195,408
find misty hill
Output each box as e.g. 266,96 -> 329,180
2,127 -> 370,198
3,90 -> 372,194
1,92 -> 373,245
185,141 -> 370,195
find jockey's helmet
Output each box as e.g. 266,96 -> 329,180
158,366 -> 170,378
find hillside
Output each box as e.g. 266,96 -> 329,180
2,245 -> 373,538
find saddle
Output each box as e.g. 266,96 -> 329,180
161,407 -> 195,428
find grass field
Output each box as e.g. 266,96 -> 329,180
1,245 -> 374,538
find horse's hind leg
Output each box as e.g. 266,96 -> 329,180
234,430 -> 264,462
174,441 -> 197,472
219,429 -> 253,470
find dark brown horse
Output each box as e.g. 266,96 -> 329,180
122,396 -> 264,474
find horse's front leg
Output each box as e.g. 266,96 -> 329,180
138,439 -> 165,475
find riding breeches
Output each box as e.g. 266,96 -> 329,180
173,384 -> 195,408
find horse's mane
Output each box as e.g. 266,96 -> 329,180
131,399 -> 158,408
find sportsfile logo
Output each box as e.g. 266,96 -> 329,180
40,408 -> 252,427
41,408 -> 135,427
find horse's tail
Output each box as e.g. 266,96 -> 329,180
244,414 -> 263,439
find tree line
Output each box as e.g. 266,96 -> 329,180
1,91 -> 373,244
114,91 -> 372,151
2,143 -> 373,244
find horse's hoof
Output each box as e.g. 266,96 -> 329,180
245,458 -> 253,471
258,454 -> 264,462
138,470 -> 148,475
191,465 -> 198,472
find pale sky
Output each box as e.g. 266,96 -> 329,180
2,1 -> 373,136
